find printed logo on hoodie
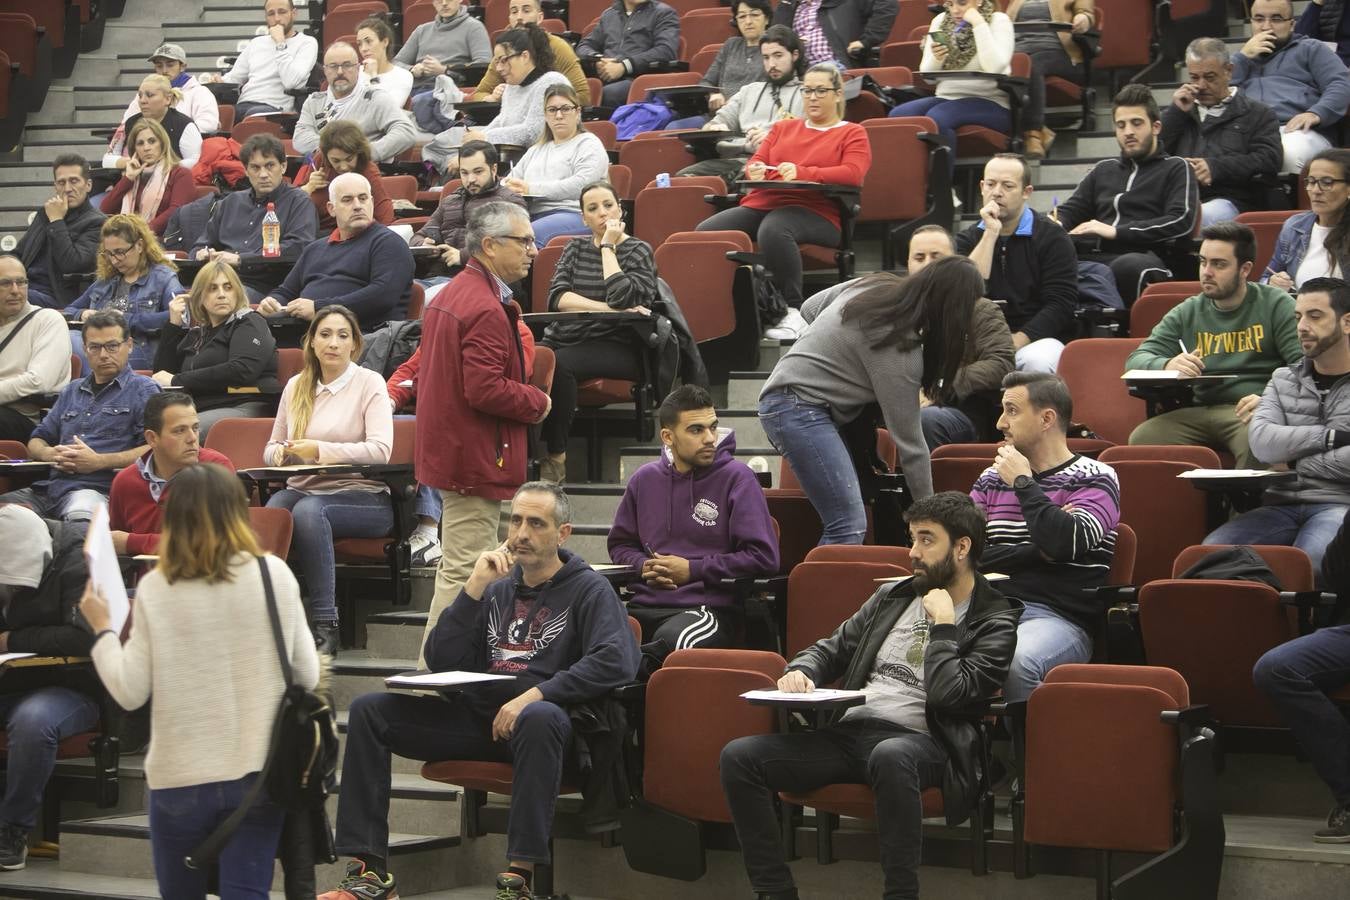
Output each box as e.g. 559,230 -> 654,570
487,600 -> 570,673
693,498 -> 719,527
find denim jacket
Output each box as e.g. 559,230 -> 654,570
31,366 -> 161,500
1262,211 -> 1316,285
63,264 -> 184,370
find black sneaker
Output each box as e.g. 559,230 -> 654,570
0,822 -> 28,870
313,621 -> 340,655
317,860 -> 399,899
1314,804 -> 1350,843
495,872 -> 534,900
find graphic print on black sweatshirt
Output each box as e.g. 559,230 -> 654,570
487,599 -> 570,673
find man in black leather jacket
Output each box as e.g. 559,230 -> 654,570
720,492 -> 1021,900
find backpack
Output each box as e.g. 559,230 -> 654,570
1177,545 -> 1282,590
360,319 -> 422,379
610,101 -> 674,140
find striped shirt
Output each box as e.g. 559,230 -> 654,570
543,236 -> 659,347
970,454 -> 1120,634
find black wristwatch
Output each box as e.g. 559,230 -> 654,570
1012,474 -> 1034,491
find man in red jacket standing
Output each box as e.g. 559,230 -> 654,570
414,201 -> 551,660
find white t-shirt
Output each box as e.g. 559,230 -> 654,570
1297,223 -> 1343,287
369,65 -> 413,109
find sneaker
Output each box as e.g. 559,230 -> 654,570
409,531 -> 442,568
313,621 -> 340,656
1314,804 -> 1350,843
495,872 -> 534,900
764,307 -> 807,341
318,860 -> 399,899
0,823 -> 27,870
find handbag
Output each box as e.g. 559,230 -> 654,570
186,556 -> 339,869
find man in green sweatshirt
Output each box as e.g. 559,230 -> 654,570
1125,220 -> 1302,466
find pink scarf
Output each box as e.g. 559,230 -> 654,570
122,163 -> 170,222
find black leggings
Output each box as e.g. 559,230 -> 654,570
697,204 -> 841,307
1022,46 -> 1086,131
542,337 -> 645,455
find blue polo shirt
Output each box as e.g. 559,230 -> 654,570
31,366 -> 161,500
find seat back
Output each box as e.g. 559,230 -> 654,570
248,506 -> 294,557
859,117 -> 937,224
530,241 -> 569,313
1128,291 -> 1189,338
1094,0 -> 1155,71
617,138 -> 695,200
667,228 -> 751,251
1236,209 -> 1299,277
275,347 -> 305,386
0,14 -> 38,77
406,281 -> 426,320
1058,338 -> 1146,446
1172,544 -> 1315,592
0,440 -> 26,459
582,119 -> 617,151
805,544 -> 912,569
529,345 -> 556,393
627,71 -> 703,106
653,239 -> 738,342
680,9 -> 733,62
380,174 -> 419,204
324,3 -> 388,49
664,647 -> 787,682
231,117 -> 285,144
689,44 -> 722,78
1139,280 -> 1201,300
1111,459 -> 1206,584
1045,662 -> 1190,706
607,163 -> 632,201
204,417 -> 275,470
402,0 -> 438,38
786,561 -> 910,660
1098,444 -> 1222,470
634,184 -> 715,248
1109,522 -> 1137,585
931,456 -> 990,495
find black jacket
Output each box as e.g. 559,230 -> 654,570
955,211 -> 1080,343
1324,507 -> 1350,626
773,0 -> 899,63
15,201 -> 106,308
1056,146 -> 1199,252
152,308 -> 280,409
1159,92 -> 1283,211
786,575 -> 1021,826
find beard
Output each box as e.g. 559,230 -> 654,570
911,548 -> 958,595
768,66 -> 797,87
1305,330 -> 1346,361
1122,132 -> 1156,161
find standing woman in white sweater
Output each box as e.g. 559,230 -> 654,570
887,0 -> 1015,159
504,84 -> 611,247
83,463 -> 320,900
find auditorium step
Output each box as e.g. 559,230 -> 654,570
618,443 -> 779,486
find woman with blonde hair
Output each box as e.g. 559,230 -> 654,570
104,73 -> 204,170
64,214 -> 184,371
264,305 -> 394,654
150,260 -> 280,440
83,462 -> 319,899
100,118 -> 196,236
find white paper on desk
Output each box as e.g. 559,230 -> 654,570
83,503 -> 130,635
0,653 -> 36,665
874,572 -> 1008,583
385,671 -> 517,689
1178,469 -> 1290,479
1122,369 -> 1183,380
741,688 -> 867,703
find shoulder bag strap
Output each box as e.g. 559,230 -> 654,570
0,310 -> 42,358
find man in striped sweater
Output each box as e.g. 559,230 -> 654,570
970,372 -> 1121,702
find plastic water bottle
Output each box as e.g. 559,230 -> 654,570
261,203 -> 281,259
655,172 -> 671,188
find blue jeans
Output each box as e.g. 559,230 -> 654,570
758,387 -> 865,545
1201,197 -> 1241,227
1206,503 -> 1350,587
0,485 -> 107,523
148,774 -> 283,899
666,114 -> 709,130
529,210 -> 588,249
1003,601 -> 1093,703
0,687 -> 100,830
888,96 -> 1011,171
920,405 -> 978,452
265,489 -> 394,624
416,483 -> 441,520
1253,624 -> 1350,807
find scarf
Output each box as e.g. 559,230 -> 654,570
122,162 -> 171,222
170,71 -> 191,89
938,0 -> 998,70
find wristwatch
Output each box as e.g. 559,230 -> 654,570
1012,474 -> 1034,491
600,242 -> 618,252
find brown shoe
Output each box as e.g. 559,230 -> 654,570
1023,131 -> 1046,159
1040,126 -> 1057,154
538,455 -> 566,484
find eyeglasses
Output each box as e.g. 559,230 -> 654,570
323,61 -> 360,71
1250,14 -> 1289,25
494,233 -> 537,249
0,278 -> 29,290
800,87 -> 840,97
101,246 -> 137,261
491,51 -> 522,67
1305,177 -> 1348,191
85,339 -> 128,355
545,103 -> 579,116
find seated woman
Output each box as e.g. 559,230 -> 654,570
357,16 -> 414,109
150,259 -> 280,440
421,24 -> 571,174
888,0 -> 1015,156
65,214 -> 183,372
264,305 -> 394,654
540,181 -> 658,482
502,84 -> 611,248
697,63 -> 871,340
101,118 -> 196,237
1008,0 -> 1093,157
667,0 -> 773,129
1264,149 -> 1350,289
293,121 -> 396,232
104,74 -> 205,170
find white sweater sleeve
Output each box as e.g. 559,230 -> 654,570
91,604 -> 154,713
178,123 -> 203,170
974,14 -> 1015,75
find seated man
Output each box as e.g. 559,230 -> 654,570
676,25 -> 806,191
321,482 -> 639,900
1055,83 -> 1200,304
1125,221 -> 1302,467
200,0 -> 319,118
0,311 -> 158,523
108,392 -> 234,555
0,505 -> 101,871
576,0 -> 681,108
137,43 -> 220,135
772,0 -> 899,68
191,134 -> 318,301
957,153 -> 1079,374
720,491 -> 1019,900
258,172 -> 415,332
0,257 -> 72,443
608,385 -> 779,678
1254,506 -> 1350,843
972,372 -> 1119,704
395,0 -> 492,96
14,155 -> 105,309
1233,0 -> 1350,176
469,0 -> 588,103
1162,37 -> 1283,227
293,42 -> 416,165
410,140 -> 526,279
1206,276 -> 1350,575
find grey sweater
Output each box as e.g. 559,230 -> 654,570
1250,357 -> 1350,506
484,70 -> 572,148
701,37 -> 767,98
395,11 -> 492,87
514,131 -> 612,215
762,280 -> 933,499
292,83 -> 416,162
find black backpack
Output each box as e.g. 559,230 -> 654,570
360,319 -> 422,379
1177,545 -> 1283,590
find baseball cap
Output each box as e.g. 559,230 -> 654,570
148,43 -> 189,64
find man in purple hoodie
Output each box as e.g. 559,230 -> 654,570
608,385 -> 781,678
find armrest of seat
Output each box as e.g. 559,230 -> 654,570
612,681 -> 646,704
643,60 -> 690,74
718,574 -> 788,598
1160,704 -> 1211,727
1087,584 -> 1138,603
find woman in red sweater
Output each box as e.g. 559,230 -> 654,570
293,120 -> 395,232
101,118 -> 195,237
696,62 -> 871,340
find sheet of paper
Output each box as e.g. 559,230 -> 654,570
242,464 -> 336,473
741,688 -> 867,703
1178,469 -> 1290,479
591,564 -> 633,572
83,503 -> 130,635
385,671 -> 517,689
1122,369 -> 1182,380
874,572 -> 1008,583
0,653 -> 36,665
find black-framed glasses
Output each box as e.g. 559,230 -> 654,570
85,339 -> 128,355
0,278 -> 29,290
494,233 -> 536,249
101,246 -> 136,261
323,61 -> 360,72
1305,177 -> 1348,191
491,51 -> 522,67
545,103 -> 579,116
801,87 -> 840,97
1250,14 -> 1289,25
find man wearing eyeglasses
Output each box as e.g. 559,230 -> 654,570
293,42 -> 415,164
1232,0 -> 1350,175
0,257 -> 73,443
13,155 -> 105,309
470,0 -> 589,102
0,310 -> 159,523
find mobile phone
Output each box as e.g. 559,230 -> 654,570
930,31 -> 951,48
